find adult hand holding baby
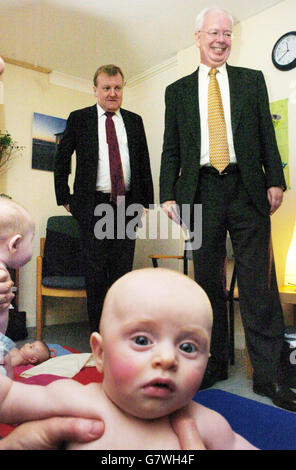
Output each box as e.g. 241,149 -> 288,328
0,417 -> 105,450
171,408 -> 206,450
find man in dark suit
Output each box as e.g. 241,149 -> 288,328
160,7 -> 296,411
54,64 -> 154,333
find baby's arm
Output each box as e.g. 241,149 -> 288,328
208,415 -> 257,450
0,374 -> 101,425
189,402 -> 258,450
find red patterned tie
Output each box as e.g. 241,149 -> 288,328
105,112 -> 125,204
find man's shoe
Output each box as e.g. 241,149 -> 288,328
253,379 -> 296,412
200,360 -> 228,390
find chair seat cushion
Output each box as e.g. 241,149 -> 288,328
42,276 -> 85,289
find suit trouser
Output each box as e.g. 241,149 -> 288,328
192,167 -> 285,382
80,192 -> 136,333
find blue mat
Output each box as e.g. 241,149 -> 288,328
193,388 -> 296,450
47,343 -> 73,357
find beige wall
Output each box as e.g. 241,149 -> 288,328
1,0 -> 295,328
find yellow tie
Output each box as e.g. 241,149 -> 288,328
208,68 -> 230,173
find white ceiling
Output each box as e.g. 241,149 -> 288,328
0,0 -> 284,82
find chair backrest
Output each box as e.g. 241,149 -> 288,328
42,216 -> 85,278
46,216 -> 82,239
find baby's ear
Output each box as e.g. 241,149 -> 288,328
8,234 -> 22,254
90,332 -> 104,373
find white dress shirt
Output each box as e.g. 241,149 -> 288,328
198,63 -> 237,166
96,104 -> 131,192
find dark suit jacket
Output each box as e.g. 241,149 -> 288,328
160,64 -> 286,215
54,105 -> 154,227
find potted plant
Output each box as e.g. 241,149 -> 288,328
0,130 -> 23,174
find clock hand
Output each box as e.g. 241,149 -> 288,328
278,50 -> 288,61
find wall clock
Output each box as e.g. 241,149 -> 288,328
272,31 -> 296,71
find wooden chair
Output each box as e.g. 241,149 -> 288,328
36,216 -> 87,340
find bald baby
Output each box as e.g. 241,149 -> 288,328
99,267 -> 212,334
91,268 -> 213,420
0,197 -> 34,241
0,197 -> 35,333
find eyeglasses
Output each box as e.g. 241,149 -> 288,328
199,30 -> 234,40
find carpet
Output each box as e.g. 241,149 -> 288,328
194,388 -> 296,450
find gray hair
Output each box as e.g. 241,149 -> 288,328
195,7 -> 234,32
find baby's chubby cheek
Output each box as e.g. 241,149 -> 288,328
183,364 -> 207,394
107,352 -> 140,385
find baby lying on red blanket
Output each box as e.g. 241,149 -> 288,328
9,341 -> 50,367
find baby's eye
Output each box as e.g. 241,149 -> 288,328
179,342 -> 197,354
133,335 -> 152,346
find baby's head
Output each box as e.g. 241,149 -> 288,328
0,196 -> 35,269
91,268 -> 212,420
19,340 -> 50,365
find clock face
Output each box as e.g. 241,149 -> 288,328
272,32 -> 296,70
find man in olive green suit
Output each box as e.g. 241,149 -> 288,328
160,7 -> 296,412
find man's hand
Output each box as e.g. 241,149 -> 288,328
267,186 -> 283,215
170,408 -> 206,450
161,200 -> 181,225
64,204 -> 70,213
0,417 -> 104,450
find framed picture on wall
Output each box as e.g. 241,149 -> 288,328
31,112 -> 66,172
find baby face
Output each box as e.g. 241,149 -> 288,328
20,341 -> 48,364
93,269 -> 212,420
